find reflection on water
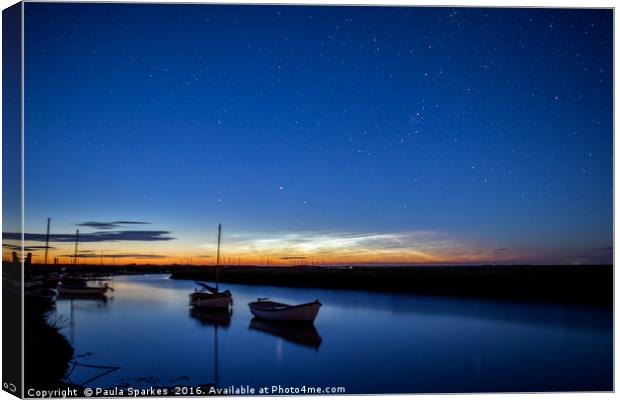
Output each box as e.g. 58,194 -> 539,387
59,293 -> 109,303
249,318 -> 322,350
189,308 -> 232,328
53,274 -> 612,393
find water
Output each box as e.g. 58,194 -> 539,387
53,274 -> 612,393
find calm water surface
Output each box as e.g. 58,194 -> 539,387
53,274 -> 612,393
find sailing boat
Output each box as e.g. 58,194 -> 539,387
189,224 -> 233,309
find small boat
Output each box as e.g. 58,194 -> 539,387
248,298 -> 321,322
28,273 -> 62,288
61,276 -> 90,286
189,223 -> 232,309
189,288 -> 233,309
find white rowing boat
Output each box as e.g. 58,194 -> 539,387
248,299 -> 321,322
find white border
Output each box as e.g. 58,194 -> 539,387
0,1 -> 615,400
20,1 -> 24,397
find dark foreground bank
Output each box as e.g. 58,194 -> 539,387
24,299 -> 74,390
170,265 -> 612,305
26,263 -> 613,305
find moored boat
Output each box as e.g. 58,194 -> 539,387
189,289 -> 232,309
248,299 -> 321,322
27,273 -> 63,288
189,223 -> 233,309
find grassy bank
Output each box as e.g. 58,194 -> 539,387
170,265 -> 612,305
25,299 -> 74,390
26,263 -> 613,305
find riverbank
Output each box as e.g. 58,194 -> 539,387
26,263 -> 613,305
170,265 -> 613,305
25,299 -> 74,390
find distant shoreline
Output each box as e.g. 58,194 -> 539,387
170,265 -> 613,306
26,264 -> 613,306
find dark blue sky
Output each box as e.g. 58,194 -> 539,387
20,4 -> 612,265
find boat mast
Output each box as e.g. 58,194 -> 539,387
44,217 -> 51,265
73,229 -> 80,265
216,223 -> 222,291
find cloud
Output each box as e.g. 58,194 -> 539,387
224,230 -> 446,253
4,230 -> 175,243
280,256 -> 307,260
203,230 -> 479,263
59,253 -> 168,259
77,221 -> 150,230
3,243 -> 55,251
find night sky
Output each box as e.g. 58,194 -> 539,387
11,4 -> 612,265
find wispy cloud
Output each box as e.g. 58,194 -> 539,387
4,230 -> 175,243
59,253 -> 168,259
201,230 -> 487,263
76,221 -> 150,230
3,243 -> 55,251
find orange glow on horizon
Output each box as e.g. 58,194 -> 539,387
3,229 -> 594,266
3,242 -> 528,266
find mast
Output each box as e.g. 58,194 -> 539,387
73,229 -> 80,265
215,223 -> 222,291
44,217 -> 51,265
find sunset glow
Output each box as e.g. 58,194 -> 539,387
4,5 -> 611,267
3,227 -> 611,266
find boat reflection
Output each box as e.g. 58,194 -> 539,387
189,307 -> 232,328
249,318 -> 322,350
58,292 -> 109,303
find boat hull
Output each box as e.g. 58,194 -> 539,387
249,300 -> 321,322
189,290 -> 232,309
